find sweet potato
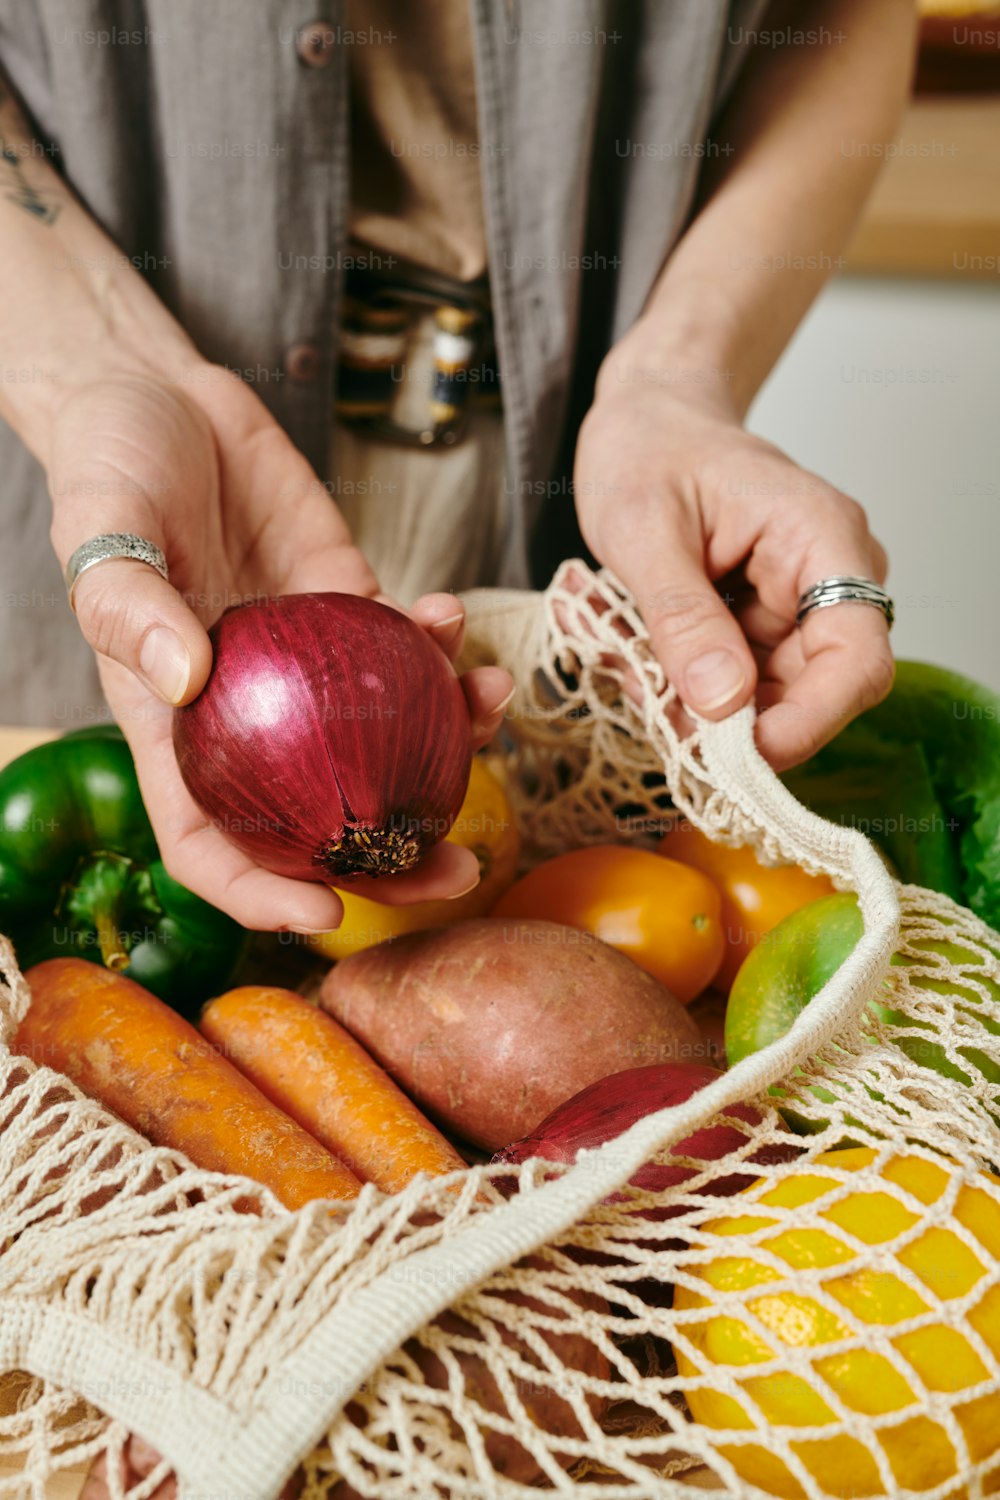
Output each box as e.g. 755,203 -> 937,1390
319,918 -> 705,1150
331,1277 -> 610,1492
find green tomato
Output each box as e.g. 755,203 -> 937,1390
725,893 -> 864,1067
725,893 -> 864,1134
725,893 -> 1000,1132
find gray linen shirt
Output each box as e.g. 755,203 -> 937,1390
0,0 -> 769,725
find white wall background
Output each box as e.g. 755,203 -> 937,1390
747,276 -> 1000,691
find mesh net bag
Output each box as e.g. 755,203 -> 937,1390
3,560 -> 1000,1500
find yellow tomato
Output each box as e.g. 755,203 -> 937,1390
491,844 -> 724,1003
660,821 -> 836,993
675,1146 -> 1000,1497
308,758 -> 520,960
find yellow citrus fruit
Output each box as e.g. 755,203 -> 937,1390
675,1146 -> 1000,1497
308,757 -> 520,960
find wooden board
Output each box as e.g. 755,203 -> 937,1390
846,96 -> 1000,276
0,726 -> 55,770
0,1461 -> 88,1499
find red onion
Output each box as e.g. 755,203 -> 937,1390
173,593 -> 472,882
494,1062 -> 796,1207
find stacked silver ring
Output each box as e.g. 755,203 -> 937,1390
64,533 -> 169,610
796,576 -> 894,630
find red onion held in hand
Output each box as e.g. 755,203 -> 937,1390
173,593 -> 472,883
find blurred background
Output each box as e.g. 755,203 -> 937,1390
749,0 -> 1000,688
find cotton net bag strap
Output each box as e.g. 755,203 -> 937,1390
0,560 -> 911,1500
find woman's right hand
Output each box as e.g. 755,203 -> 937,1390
47,363 -> 512,933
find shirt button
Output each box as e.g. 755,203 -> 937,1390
286,342 -> 322,383
296,21 -> 336,68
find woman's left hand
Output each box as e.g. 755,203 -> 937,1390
573,376 -> 893,771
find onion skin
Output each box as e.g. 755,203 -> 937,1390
495,1062 -> 796,1209
173,593 -> 472,883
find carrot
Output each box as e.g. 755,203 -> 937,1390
16,959 -> 361,1210
200,985 -> 467,1193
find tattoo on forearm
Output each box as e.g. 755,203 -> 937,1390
0,137 -> 61,224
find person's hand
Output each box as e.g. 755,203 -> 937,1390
47,365 -> 512,933
573,376 -> 892,771
79,1433 -> 302,1500
79,1435 -> 173,1500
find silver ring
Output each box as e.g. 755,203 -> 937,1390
64,533 -> 169,610
796,575 -> 894,631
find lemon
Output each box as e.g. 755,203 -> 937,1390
675,1146 -> 1000,1497
307,757 -> 520,960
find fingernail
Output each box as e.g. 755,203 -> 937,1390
281,906 -> 335,930
446,874 -> 481,900
474,686 -> 515,738
139,627 -> 190,705
428,611 -> 465,645
685,650 -> 747,712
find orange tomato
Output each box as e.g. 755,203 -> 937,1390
491,845 -> 724,1004
659,822 -> 836,993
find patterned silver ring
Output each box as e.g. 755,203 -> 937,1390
64,533 -> 169,611
796,576 -> 894,631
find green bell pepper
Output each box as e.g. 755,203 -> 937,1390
0,724 -> 247,1014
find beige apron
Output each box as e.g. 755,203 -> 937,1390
332,409 -> 508,605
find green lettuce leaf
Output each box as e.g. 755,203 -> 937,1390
782,660 -> 1000,930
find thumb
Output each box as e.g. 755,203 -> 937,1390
639,550 -> 756,718
57,530 -> 212,708
71,558 -> 212,707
